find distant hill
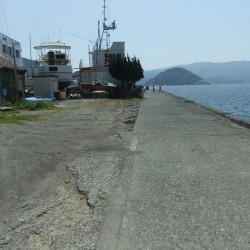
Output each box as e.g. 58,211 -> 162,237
22,57 -> 39,70
181,61 -> 250,84
145,67 -> 208,86
139,61 -> 250,85
139,67 -> 168,85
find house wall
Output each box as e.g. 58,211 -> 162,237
0,69 -> 26,103
0,69 -> 15,103
32,76 -> 58,98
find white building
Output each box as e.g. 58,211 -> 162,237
0,32 -> 23,67
76,41 -> 125,84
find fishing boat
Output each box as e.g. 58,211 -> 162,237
33,41 -> 73,90
74,0 -> 125,90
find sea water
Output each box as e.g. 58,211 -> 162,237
160,83 -> 250,121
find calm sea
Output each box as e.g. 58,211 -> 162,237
160,83 -> 250,121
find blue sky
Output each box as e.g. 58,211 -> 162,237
1,0 -> 250,71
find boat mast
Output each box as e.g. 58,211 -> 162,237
99,0 -> 116,50
93,0 -> 116,81
103,0 -> 108,49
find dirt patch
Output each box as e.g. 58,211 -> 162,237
0,98 -> 140,249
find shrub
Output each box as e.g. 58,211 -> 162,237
17,101 -> 55,110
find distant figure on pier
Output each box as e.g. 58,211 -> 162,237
159,86 -> 161,92
153,85 -> 155,92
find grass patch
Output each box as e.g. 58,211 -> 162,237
0,101 -> 57,125
0,110 -> 40,125
17,101 -> 56,111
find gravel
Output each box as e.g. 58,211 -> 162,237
0,98 -> 140,249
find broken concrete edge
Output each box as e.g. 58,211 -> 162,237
66,162 -> 95,211
163,91 -> 250,129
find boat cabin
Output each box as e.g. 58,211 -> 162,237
33,42 -> 73,90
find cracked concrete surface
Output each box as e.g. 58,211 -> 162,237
0,98 -> 140,249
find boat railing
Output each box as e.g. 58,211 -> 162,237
37,58 -> 71,66
41,54 -> 47,60
54,59 -> 71,65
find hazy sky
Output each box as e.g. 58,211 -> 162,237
1,0 -> 250,71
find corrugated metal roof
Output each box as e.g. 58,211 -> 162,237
0,56 -> 26,71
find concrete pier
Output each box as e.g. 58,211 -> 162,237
98,91 -> 250,249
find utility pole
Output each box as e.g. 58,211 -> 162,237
12,42 -> 19,103
79,59 -> 83,91
29,34 -> 33,77
0,71 -> 2,104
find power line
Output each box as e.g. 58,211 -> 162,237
67,32 -> 94,43
0,0 -> 10,36
0,10 -> 3,33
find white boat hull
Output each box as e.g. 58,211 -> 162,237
33,65 -> 72,82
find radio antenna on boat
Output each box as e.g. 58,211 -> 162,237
98,0 -> 116,50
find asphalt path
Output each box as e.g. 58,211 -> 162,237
97,90 -> 250,249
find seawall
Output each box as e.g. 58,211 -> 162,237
98,90 -> 250,249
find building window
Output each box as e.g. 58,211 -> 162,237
2,44 -> 6,53
16,50 -> 20,58
49,67 -> 58,71
7,46 -> 13,55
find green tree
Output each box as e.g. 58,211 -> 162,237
130,56 -> 144,88
109,54 -> 144,90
